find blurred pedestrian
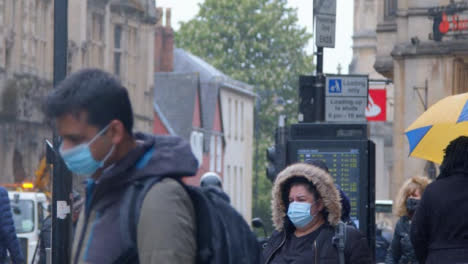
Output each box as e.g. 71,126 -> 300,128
262,163 -> 372,264
0,186 -> 25,264
307,159 -> 355,226
43,69 -> 198,264
385,176 -> 430,264
411,136 -> 468,263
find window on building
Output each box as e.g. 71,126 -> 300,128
209,135 -> 215,172
226,165 -> 231,195
239,167 -> 244,213
235,100 -> 238,140
233,166 -> 238,207
216,136 -> 222,173
240,102 -> 244,141
114,24 -> 123,77
227,98 -> 231,138
384,0 -> 397,21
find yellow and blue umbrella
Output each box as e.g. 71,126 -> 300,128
405,93 -> 468,164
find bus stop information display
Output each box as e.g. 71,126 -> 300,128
297,148 -> 360,227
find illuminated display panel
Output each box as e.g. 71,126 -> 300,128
297,148 -> 360,226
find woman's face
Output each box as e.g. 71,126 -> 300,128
288,184 -> 322,214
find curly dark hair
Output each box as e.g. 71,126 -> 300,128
440,136 -> 468,178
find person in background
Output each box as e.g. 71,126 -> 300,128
262,163 -> 371,263
307,159 -> 355,226
200,172 -> 230,203
385,176 -> 430,264
0,186 -> 25,264
411,136 -> 468,263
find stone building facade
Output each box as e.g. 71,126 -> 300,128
350,0 -> 395,200
372,0 -> 468,199
0,0 -> 156,183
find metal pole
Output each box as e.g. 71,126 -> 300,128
52,1 -> 72,263
316,47 -> 324,75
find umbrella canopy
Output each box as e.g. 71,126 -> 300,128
405,93 -> 468,164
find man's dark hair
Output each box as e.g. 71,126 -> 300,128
43,68 -> 133,133
440,136 -> 468,177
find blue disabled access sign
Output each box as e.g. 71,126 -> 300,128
325,75 -> 368,122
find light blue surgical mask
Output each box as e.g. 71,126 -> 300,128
59,124 -> 115,176
287,201 -> 317,228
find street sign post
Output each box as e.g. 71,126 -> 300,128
316,15 -> 336,48
314,0 -> 337,48
325,75 -> 369,122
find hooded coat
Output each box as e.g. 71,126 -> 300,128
262,163 -> 372,264
71,133 -> 198,264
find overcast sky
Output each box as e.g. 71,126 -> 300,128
157,0 -> 354,74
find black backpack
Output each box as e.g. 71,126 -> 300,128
115,175 -> 261,264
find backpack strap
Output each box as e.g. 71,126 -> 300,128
332,221 -> 347,264
178,184 -> 215,264
114,176 -> 163,264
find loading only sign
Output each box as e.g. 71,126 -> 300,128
325,75 -> 369,122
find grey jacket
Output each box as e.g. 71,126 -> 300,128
71,133 -> 198,264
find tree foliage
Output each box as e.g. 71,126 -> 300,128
176,0 -> 314,234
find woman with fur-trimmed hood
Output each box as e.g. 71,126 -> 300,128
262,163 -> 372,264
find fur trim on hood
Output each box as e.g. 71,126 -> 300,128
271,163 -> 342,231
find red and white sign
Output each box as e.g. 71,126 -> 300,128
366,89 -> 386,122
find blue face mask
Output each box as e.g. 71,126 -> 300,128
59,124 -> 115,176
287,201 -> 317,228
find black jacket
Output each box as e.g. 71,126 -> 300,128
410,171 -> 468,264
262,224 -> 372,264
386,216 -> 417,264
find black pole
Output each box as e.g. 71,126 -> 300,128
314,47 -> 325,121
52,1 -> 72,264
316,47 -> 324,74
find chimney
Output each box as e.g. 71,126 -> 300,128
154,8 -> 173,72
162,8 -> 174,72
154,7 -> 164,72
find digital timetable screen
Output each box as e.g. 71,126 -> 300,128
297,148 -> 361,227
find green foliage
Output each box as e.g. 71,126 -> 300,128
176,0 -> 314,234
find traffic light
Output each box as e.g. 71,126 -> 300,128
266,146 -> 277,182
265,116 -> 288,182
299,75 -> 325,122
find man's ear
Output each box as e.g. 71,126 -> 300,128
108,120 -> 126,145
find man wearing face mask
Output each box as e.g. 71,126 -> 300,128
262,163 -> 372,264
385,176 -> 430,264
43,69 -> 198,264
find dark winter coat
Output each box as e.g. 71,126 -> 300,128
262,163 -> 372,264
410,170 -> 468,264
386,216 -> 418,264
71,133 -> 199,264
263,225 -> 372,264
0,186 -> 25,264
